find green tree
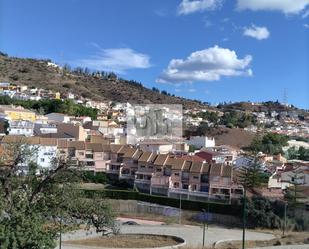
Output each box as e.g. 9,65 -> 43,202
238,158 -> 265,191
0,141 -> 116,249
248,133 -> 288,155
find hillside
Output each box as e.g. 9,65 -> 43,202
207,127 -> 255,148
0,53 -> 207,110
217,101 -> 307,115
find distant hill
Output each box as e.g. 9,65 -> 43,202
217,101 -> 307,115
0,53 -> 208,110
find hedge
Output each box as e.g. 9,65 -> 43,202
83,189 -> 241,216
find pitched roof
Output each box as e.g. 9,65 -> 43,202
182,160 -> 192,171
68,141 -> 85,150
153,154 -> 169,166
222,165 -> 232,177
138,151 -> 152,163
86,143 -> 104,152
123,147 -> 138,158
110,144 -> 124,153
210,164 -> 222,176
118,145 -> 129,154
201,163 -> 211,173
57,139 -> 68,148
149,153 -> 158,163
39,137 -> 57,146
190,161 -> 203,173
171,158 -> 185,170
132,150 -> 143,160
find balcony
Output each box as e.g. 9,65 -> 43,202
135,178 -> 151,184
106,164 -> 121,174
119,173 -> 135,180
151,176 -> 169,188
85,154 -> 94,159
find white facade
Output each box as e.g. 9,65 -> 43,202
37,145 -> 58,169
8,120 -> 34,136
139,143 -> 173,154
187,136 -> 215,149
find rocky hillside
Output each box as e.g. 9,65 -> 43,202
0,53 -> 207,110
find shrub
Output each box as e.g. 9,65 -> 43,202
83,189 -> 240,216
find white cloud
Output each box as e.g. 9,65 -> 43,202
157,45 -> 253,84
76,48 -> 151,73
188,88 -> 197,92
302,9 -> 309,18
237,0 -> 309,14
304,23 -> 309,28
154,9 -> 168,17
243,25 -> 270,40
177,0 -> 222,15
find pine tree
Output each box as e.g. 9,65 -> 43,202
284,170 -> 305,211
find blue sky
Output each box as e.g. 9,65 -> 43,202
1,0 -> 308,108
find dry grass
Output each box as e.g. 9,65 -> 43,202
64,234 -> 181,248
215,231 -> 309,249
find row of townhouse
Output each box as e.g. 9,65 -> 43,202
105,147 -> 244,202
0,136 -> 244,202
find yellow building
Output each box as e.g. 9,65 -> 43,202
55,92 -> 61,100
0,105 -> 36,121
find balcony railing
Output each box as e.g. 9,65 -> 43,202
119,174 -> 134,180
135,178 -> 151,184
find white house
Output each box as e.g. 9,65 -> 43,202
186,136 -> 215,149
138,140 -> 173,154
8,120 -> 34,136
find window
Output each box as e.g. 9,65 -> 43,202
79,152 -> 84,156
86,161 -> 95,166
44,152 -> 54,156
40,158 -> 45,162
193,176 -> 199,179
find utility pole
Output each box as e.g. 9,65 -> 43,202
242,187 -> 246,249
59,209 -> 62,249
179,193 -> 182,225
59,185 -> 64,249
283,202 -> 287,236
207,196 -> 210,229
202,209 -> 206,248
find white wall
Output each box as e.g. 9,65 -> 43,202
187,136 -> 215,149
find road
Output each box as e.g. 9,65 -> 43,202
56,223 -> 275,248
252,246 -> 308,249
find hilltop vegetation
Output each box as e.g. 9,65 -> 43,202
0,53 -> 208,110
0,95 -> 98,119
